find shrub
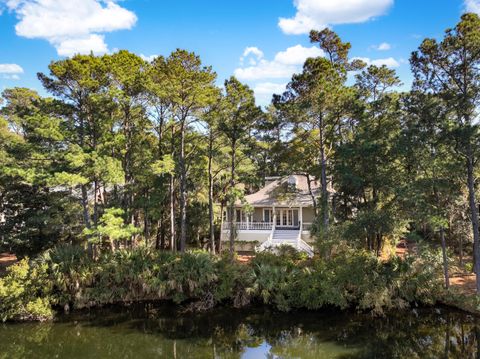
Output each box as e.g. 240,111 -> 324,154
0,259 -> 53,322
163,251 -> 218,303
214,256 -> 253,307
39,244 -> 94,307
0,244 -> 445,321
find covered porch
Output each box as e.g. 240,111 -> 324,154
222,207 -> 313,231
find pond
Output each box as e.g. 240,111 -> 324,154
0,304 -> 478,358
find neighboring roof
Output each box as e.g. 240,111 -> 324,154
240,175 -> 320,207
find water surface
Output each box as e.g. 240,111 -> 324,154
0,304 -> 478,358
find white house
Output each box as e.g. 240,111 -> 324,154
222,175 -> 318,256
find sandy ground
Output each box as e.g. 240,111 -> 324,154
392,240 -> 477,296
450,274 -> 476,295
0,253 -> 17,276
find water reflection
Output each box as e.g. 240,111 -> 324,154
0,304 -> 478,358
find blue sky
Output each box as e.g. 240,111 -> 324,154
0,0 -> 477,106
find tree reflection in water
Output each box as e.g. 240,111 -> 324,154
0,305 -> 479,358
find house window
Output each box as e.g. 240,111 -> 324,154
263,209 -> 272,223
235,209 -> 242,222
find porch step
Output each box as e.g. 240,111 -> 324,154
272,230 -> 298,241
256,228 -> 314,257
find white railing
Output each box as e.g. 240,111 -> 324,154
295,226 -> 314,257
256,226 -> 275,252
256,226 -> 314,257
297,239 -> 314,257
223,222 -> 273,231
296,226 -> 302,248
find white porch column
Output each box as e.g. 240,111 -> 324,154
247,213 -> 250,230
299,205 -> 303,229
272,206 -> 276,230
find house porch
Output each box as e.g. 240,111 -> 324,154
221,206 -> 314,245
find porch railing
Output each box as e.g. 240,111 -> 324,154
222,222 -> 273,230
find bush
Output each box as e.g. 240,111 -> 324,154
39,244 -> 94,307
163,251 -> 218,303
0,245 -> 445,321
213,256 -> 253,307
0,259 -> 54,322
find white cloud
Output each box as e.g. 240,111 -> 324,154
2,74 -> 20,80
254,82 -> 287,94
274,44 -> 324,65
235,44 -> 323,106
465,0 -> 480,13
56,34 -> 108,56
234,61 -> 296,81
279,0 -> 393,35
240,47 -> 264,65
254,82 -> 287,105
5,0 -> 137,56
354,57 -> 400,68
0,63 -> 24,74
234,45 -> 323,81
242,47 -> 264,59
140,54 -> 158,62
376,42 -> 391,51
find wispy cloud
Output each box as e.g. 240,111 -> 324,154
465,0 -> 480,13
371,42 -> 392,51
0,63 -> 24,80
354,56 -> 400,68
0,63 -> 24,74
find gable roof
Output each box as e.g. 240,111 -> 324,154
240,175 -> 320,207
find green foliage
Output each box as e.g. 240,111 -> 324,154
163,251 -> 218,303
84,208 -> 141,248
0,259 -> 53,322
39,244 -> 94,307
0,246 -> 444,322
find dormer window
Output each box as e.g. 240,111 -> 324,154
287,175 -> 297,192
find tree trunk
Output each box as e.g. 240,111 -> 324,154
218,202 -> 224,254
170,123 -> 176,252
93,180 -> 99,226
440,227 -> 450,290
459,234 -> 464,268
144,192 -> 150,247
81,185 -> 91,229
123,108 -> 134,225
229,140 -> 237,256
375,232 -> 382,257
156,114 -> 165,251
170,174 -> 176,252
155,219 -> 161,249
319,115 -> 329,231
306,174 -> 318,215
160,217 -> 166,249
466,152 -> 480,293
81,184 -> 93,256
208,132 -> 216,255
179,122 -> 187,252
